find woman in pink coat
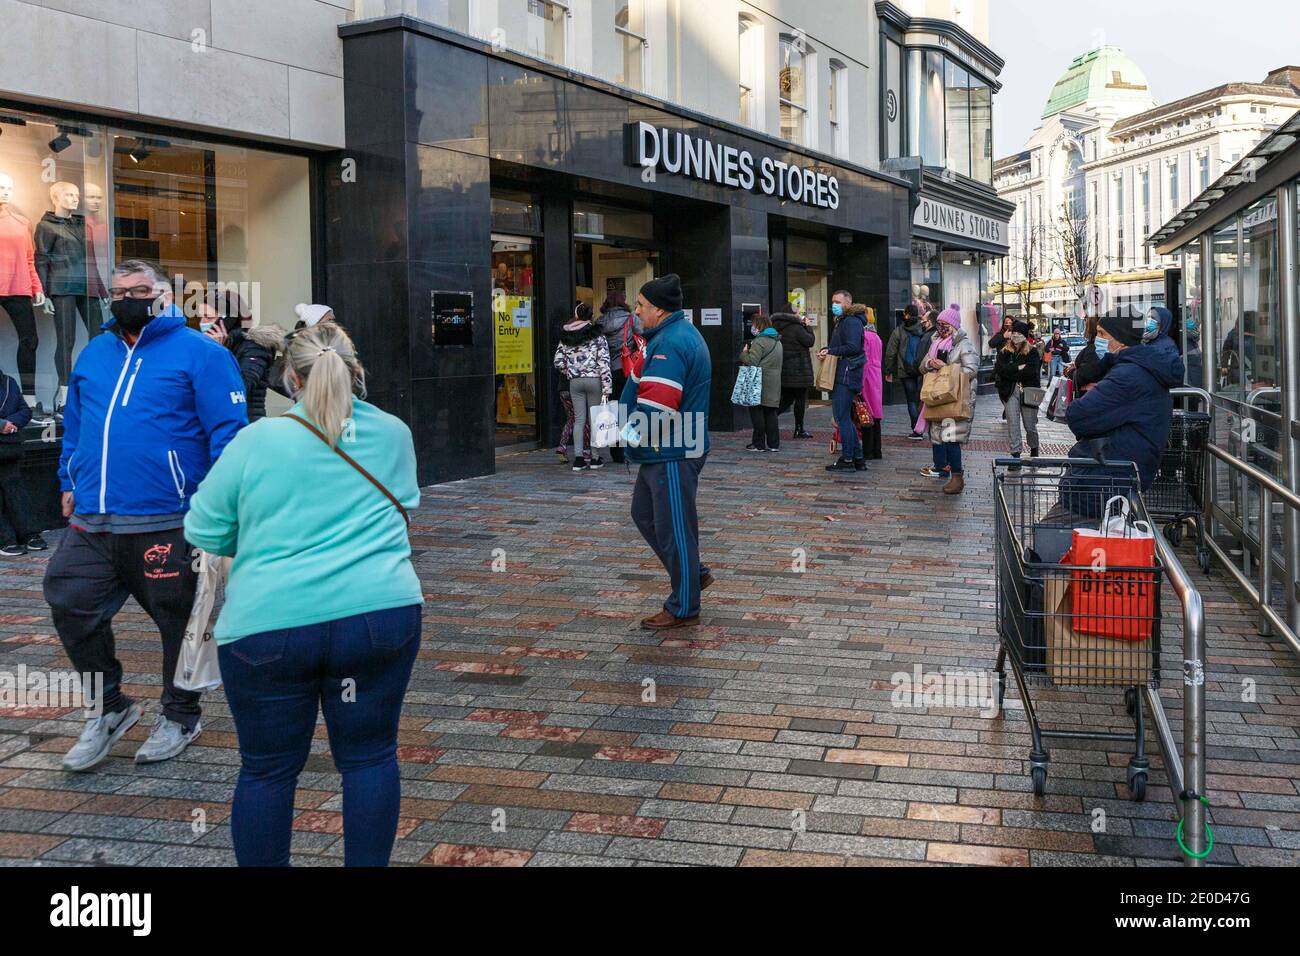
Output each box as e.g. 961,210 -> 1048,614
859,306 -> 884,460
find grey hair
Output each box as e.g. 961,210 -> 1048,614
284,323 -> 367,447
113,259 -> 170,289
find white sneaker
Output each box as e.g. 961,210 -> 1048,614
62,703 -> 142,772
134,715 -> 201,764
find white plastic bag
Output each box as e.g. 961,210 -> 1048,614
589,402 -> 621,449
1097,496 -> 1154,539
175,551 -> 230,692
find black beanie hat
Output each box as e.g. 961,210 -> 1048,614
640,274 -> 683,314
1099,311 -> 1143,347
1012,320 -> 1032,336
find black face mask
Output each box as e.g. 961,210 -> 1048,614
111,298 -> 156,335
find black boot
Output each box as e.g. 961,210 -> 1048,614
853,458 -> 868,471
826,458 -> 856,473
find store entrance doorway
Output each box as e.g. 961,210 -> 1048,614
492,234 -> 540,450
575,241 -> 659,315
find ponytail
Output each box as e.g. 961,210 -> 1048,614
285,323 -> 365,447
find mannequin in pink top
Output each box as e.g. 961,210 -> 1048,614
0,172 -> 46,406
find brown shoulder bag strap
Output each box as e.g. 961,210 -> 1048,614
285,414 -> 411,526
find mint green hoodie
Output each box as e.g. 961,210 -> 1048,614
183,400 -> 424,643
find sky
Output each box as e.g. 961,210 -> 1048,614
990,0 -> 1300,159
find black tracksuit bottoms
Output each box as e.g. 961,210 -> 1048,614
43,526 -> 202,730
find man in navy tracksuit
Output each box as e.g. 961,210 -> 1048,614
621,274 -> 713,631
44,260 -> 247,772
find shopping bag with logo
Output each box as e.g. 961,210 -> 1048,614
731,365 -> 763,407
920,363 -> 962,406
589,402 -> 621,449
175,551 -> 230,692
923,368 -> 972,421
1066,497 -> 1157,641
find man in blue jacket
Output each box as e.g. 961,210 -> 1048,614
0,365 -> 42,556
1060,310 -> 1185,516
43,260 -> 248,772
621,274 -> 713,631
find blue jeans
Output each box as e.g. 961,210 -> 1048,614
831,383 -> 862,461
218,604 -> 422,867
1049,355 -> 1064,379
932,442 -> 964,475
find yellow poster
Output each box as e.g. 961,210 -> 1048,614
495,295 -> 534,376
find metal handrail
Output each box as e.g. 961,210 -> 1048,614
1206,441 -> 1300,511
1151,527 -> 1208,866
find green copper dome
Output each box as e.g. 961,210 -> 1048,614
1043,47 -> 1152,119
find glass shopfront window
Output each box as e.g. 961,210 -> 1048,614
0,106 -> 311,419
1182,244 -> 1203,388
1241,196 -> 1280,392
786,235 -> 830,353
944,60 -> 971,179
1212,219 -> 1241,396
969,72 -> 993,185
910,240 -> 942,317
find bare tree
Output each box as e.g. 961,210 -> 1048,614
1013,218 -> 1042,317
1050,196 -> 1099,318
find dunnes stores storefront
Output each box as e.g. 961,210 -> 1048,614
327,16 -> 918,486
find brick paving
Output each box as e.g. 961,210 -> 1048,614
1,401 -> 1298,867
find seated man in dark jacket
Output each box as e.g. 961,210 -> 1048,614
1059,311 -> 1185,518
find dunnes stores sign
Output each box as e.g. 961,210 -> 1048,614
914,196 -> 1007,245
625,121 -> 840,210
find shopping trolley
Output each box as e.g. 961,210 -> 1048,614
1146,407 -> 1213,574
993,459 -> 1164,801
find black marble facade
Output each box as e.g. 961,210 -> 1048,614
330,17 -> 914,484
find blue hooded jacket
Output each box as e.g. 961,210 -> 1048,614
1065,328 -> 1186,494
59,306 -> 248,517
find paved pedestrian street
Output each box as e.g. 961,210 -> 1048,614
1,404 -> 1297,868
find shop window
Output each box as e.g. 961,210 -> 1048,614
969,71 -> 993,184
526,0 -> 570,66
615,0 -> 647,92
828,60 -> 848,158
1169,160 -> 1180,213
779,34 -> 810,147
786,235 -> 829,352
0,106 -> 310,419
908,49 -> 946,170
1212,218 -> 1241,396
944,59 -> 971,179
910,240 -> 942,316
1241,196 -> 1280,400
491,191 -> 541,235
738,15 -> 763,129
572,202 -> 652,242
1183,244 -> 1203,388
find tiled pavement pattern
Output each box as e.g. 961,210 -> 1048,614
1,402 -> 1298,868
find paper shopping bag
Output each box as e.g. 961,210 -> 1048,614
815,354 -> 839,392
1066,532 -> 1157,641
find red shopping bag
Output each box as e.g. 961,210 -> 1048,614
1066,530 -> 1157,641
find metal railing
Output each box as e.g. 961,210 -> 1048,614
1150,525 -> 1208,867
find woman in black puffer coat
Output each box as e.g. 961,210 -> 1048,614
772,313 -> 816,438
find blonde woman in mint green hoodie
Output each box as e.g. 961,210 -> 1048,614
185,322 -> 423,867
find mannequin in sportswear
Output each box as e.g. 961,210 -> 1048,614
34,181 -> 92,412
81,183 -> 110,331
0,172 -> 45,409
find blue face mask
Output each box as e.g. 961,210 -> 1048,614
1145,317 -> 1159,337
831,303 -> 844,318
1186,318 -> 1198,334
